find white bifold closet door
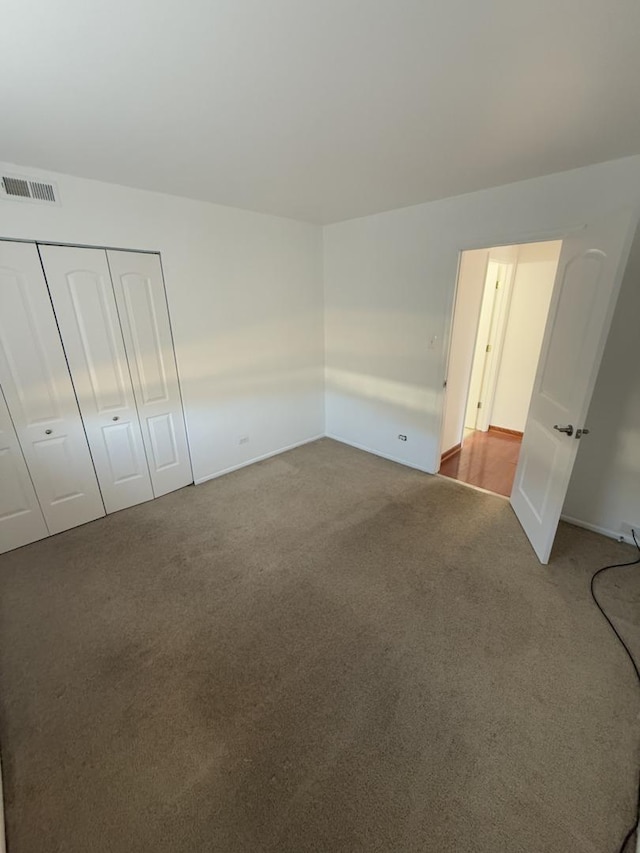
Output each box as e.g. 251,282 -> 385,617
0,241 -> 105,537
0,385 -> 48,553
40,245 -> 192,514
106,251 -> 192,497
40,245 -> 155,514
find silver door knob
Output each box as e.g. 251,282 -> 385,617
112,416 -> 119,421
553,424 -> 574,436
45,428 -> 52,435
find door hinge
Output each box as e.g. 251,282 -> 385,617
495,281 -> 500,289
477,401 -> 482,409
485,344 -> 492,353
443,379 -> 447,389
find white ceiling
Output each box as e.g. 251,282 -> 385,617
2,0 -> 640,224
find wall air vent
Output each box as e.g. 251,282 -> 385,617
1,174 -> 59,205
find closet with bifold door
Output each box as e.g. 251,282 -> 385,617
0,240 -> 192,555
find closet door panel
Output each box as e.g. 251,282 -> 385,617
39,245 -> 153,513
0,241 -> 105,534
0,387 -> 49,554
107,251 -> 192,496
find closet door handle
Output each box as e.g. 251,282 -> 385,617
112,416 -> 119,422
45,429 -> 52,435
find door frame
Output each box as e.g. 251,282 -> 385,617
461,258 -> 500,433
464,257 -> 517,433
476,259 -> 516,431
437,224 -> 583,470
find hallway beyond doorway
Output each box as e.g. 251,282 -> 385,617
439,428 -> 522,497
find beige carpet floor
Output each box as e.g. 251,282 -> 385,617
0,438 -> 639,853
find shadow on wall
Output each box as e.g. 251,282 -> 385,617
325,367 -> 431,414
167,309 -> 326,476
18,305 -> 326,483
173,312 -> 323,393
323,308 -> 446,470
5,312 -> 323,408
564,222 -> 640,531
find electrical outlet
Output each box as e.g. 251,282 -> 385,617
398,434 -> 407,441
239,435 -> 249,445
620,522 -> 639,544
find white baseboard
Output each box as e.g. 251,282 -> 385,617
325,433 -> 433,474
560,514 -> 633,545
194,434 -> 325,485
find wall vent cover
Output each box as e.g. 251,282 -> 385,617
1,174 -> 60,205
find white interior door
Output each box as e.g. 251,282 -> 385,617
107,251 -> 193,496
0,241 -> 105,534
475,261 -> 515,432
464,261 -> 500,430
40,245 -> 154,514
511,209 -> 638,563
0,385 -> 49,553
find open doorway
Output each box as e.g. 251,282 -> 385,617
439,240 -> 562,497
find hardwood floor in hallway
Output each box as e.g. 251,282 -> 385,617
439,428 -> 522,497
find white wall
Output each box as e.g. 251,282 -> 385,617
440,249 -> 488,454
490,241 -> 561,432
563,222 -> 640,540
2,155 -> 639,540
0,162 -> 325,484
324,155 -> 640,484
